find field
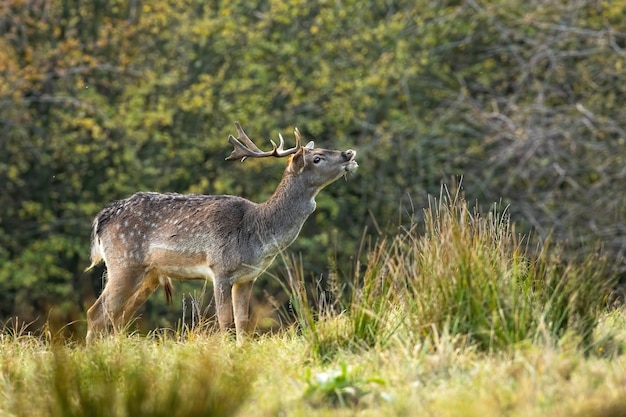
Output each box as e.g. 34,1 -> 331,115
1,193 -> 624,417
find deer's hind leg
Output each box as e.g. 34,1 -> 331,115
119,270 -> 162,324
86,266 -> 155,342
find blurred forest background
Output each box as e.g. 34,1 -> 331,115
1,0 -> 625,336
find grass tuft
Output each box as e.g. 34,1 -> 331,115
389,187 -> 618,352
284,185 -> 618,355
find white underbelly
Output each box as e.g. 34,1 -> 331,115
157,264 -> 216,281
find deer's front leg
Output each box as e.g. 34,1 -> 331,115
213,279 -> 234,332
232,280 -> 254,345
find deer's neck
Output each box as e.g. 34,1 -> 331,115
255,172 -> 317,250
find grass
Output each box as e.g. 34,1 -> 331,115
1,318 -> 625,417
0,332 -> 253,417
1,189 -> 624,416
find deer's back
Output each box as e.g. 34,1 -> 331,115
95,192 -> 261,276
96,192 -> 249,234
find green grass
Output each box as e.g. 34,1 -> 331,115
1,317 -> 625,417
1,191 -> 624,416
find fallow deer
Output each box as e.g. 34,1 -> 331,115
85,122 -> 358,343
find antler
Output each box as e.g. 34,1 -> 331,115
226,122 -> 302,162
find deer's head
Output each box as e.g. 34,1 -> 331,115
226,122 -> 358,188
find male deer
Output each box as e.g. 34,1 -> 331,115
85,122 -> 358,343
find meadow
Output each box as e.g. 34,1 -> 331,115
1,191 -> 624,417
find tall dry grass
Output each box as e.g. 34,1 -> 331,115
286,187 -> 617,357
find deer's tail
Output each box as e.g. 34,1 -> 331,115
85,217 -> 103,272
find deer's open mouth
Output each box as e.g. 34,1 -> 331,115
343,149 -> 358,174
344,160 -> 358,172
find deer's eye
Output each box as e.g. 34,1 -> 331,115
313,156 -> 321,164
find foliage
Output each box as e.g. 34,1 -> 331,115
1,0 -> 625,331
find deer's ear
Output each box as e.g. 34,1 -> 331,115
305,141 -> 315,149
289,147 -> 305,174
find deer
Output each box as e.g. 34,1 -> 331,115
85,122 -> 358,344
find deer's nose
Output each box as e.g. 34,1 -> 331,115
343,149 -> 356,160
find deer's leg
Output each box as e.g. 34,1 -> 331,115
232,280 -> 254,345
118,270 -> 161,325
86,293 -> 108,343
213,278 -> 234,332
86,266 -> 145,341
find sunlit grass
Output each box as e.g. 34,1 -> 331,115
0,331 -> 253,417
1,319 -> 625,417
